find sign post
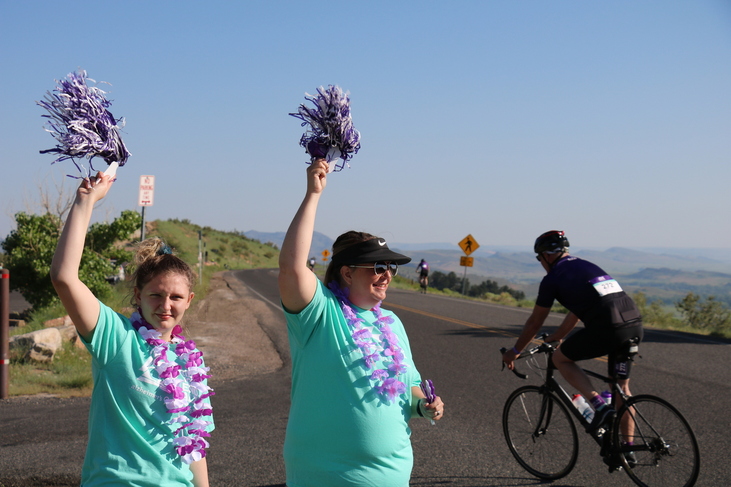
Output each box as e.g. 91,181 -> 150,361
458,234 -> 480,295
138,175 -> 155,241
1,269 -> 9,399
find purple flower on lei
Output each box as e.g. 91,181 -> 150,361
388,362 -> 408,375
370,369 -> 389,381
328,281 -> 409,403
173,436 -> 209,464
130,310 -> 214,464
378,378 -> 407,402
352,328 -> 372,341
383,345 -> 404,362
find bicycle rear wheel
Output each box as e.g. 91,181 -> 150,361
503,385 -> 579,480
614,395 -> 700,487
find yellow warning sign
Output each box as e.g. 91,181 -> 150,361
458,234 -> 479,256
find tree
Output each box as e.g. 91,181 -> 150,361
468,279 -> 525,301
429,271 -> 525,300
2,210 -> 141,310
430,271 -> 464,293
633,291 -> 679,329
675,292 -> 731,334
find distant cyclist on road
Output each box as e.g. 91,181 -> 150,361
416,259 -> 429,293
502,231 -> 643,459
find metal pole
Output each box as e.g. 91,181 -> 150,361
198,231 -> 203,285
461,265 -> 467,295
140,206 -> 146,241
1,268 -> 10,399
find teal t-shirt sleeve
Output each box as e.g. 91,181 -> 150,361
284,278 -> 329,349
82,300 -> 130,366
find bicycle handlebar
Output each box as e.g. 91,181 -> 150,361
500,334 -> 557,380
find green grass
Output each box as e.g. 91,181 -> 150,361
9,341 -> 93,397
6,218 -> 279,397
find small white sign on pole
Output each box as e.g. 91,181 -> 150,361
138,175 -> 155,207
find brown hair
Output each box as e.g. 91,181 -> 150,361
324,231 -> 376,287
128,237 -> 197,307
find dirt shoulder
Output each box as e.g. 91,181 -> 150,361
184,272 -> 284,381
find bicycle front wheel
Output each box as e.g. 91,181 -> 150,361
503,385 -> 579,480
614,395 -> 700,487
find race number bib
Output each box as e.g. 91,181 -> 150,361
590,275 -> 623,297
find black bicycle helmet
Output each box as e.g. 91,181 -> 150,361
534,230 -> 570,254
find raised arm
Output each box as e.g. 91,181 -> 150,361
50,172 -> 114,341
278,159 -> 328,313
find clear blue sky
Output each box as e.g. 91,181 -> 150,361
1,1 -> 730,250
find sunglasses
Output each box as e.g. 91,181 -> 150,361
349,262 -> 399,276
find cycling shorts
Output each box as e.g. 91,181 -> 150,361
419,269 -> 429,277
559,323 -> 643,380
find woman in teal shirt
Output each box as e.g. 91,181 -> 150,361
51,171 -> 214,486
279,158 -> 445,486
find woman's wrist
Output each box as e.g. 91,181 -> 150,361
412,398 -> 429,419
511,346 -> 520,355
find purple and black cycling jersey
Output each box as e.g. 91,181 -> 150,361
536,255 -> 640,329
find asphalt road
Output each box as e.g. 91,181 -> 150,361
1,269 -> 729,486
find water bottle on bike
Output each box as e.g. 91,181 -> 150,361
571,394 -> 594,422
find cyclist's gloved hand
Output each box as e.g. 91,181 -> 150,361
502,348 -> 519,370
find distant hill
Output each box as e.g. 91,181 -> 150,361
244,230 -> 333,257
621,268 -> 731,305
572,247 -> 731,275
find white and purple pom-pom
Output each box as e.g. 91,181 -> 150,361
420,379 -> 437,403
289,85 -> 361,172
37,69 -> 130,178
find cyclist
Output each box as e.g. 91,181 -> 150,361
416,259 -> 429,293
502,231 -> 644,442
308,256 -> 316,272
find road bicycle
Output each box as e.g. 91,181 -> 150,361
500,336 -> 700,487
416,270 -> 428,293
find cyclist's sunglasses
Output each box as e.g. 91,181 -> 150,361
349,262 -> 399,276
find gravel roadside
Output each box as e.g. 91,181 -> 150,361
185,271 -> 285,380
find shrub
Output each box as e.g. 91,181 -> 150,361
675,292 -> 731,334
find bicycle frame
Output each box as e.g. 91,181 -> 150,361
520,345 -> 619,449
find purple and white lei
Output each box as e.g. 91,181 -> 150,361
37,69 -> 130,178
328,282 -> 408,402
131,311 -> 214,465
290,85 -> 361,172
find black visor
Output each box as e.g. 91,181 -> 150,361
331,238 -> 411,266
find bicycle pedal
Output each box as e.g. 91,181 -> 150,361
603,456 -> 623,473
